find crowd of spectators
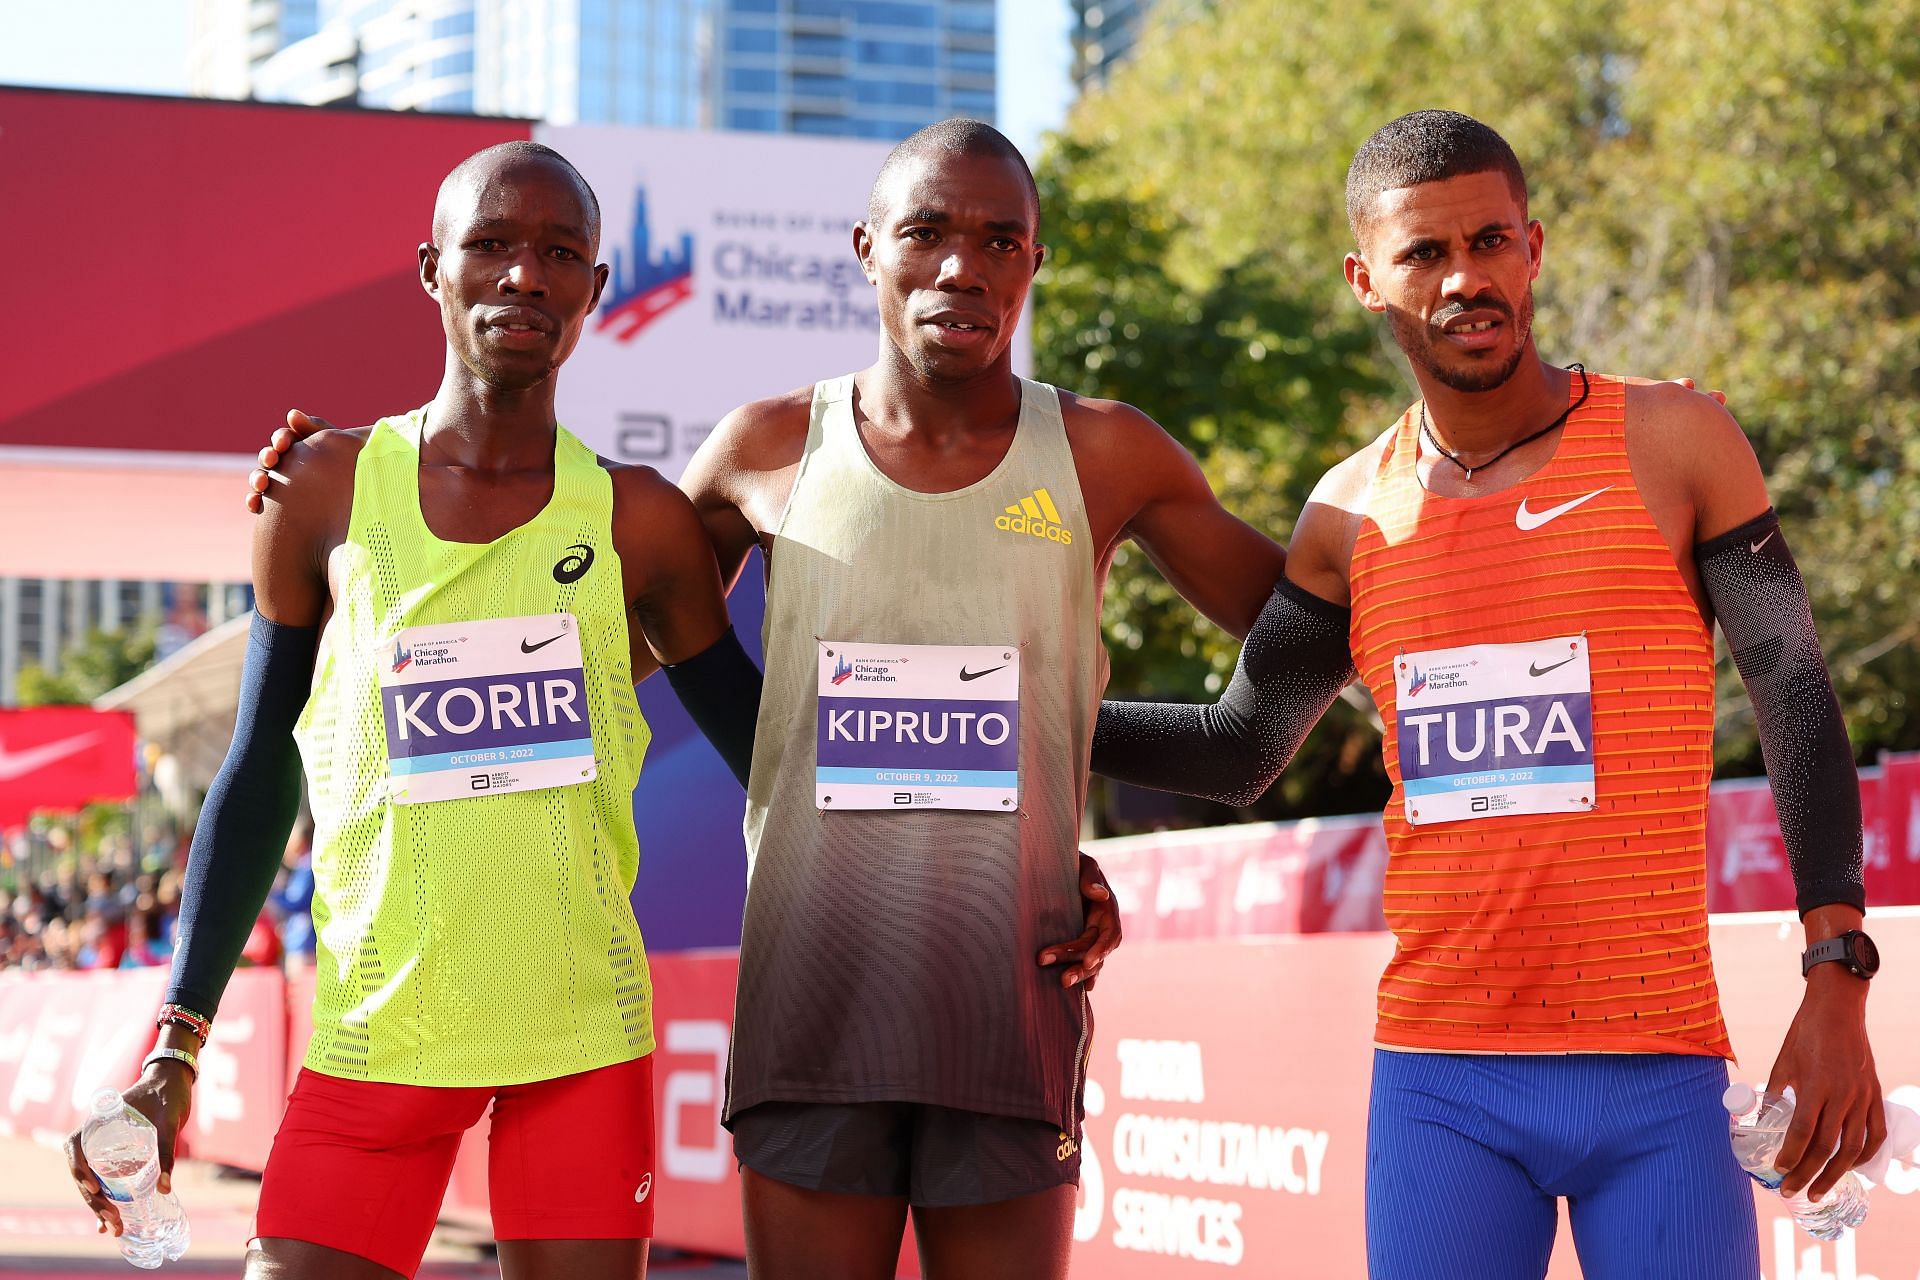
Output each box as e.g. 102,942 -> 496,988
0,824 -> 314,975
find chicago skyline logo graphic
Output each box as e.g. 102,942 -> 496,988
597,186 -> 695,343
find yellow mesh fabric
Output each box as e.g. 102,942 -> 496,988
295,410 -> 652,1085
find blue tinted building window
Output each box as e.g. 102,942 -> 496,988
729,107 -> 780,129
729,66 -> 779,92
792,33 -> 846,57
728,25 -> 778,53
728,0 -> 777,12
431,10 -> 474,38
857,39 -> 937,67
432,50 -> 474,77
853,78 -> 935,106
948,89 -> 993,115
852,3 -> 935,26
948,48 -> 994,74
947,3 -> 993,33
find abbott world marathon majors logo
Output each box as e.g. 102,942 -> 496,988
1074,1039 -> 1330,1268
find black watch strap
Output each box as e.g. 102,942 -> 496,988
1801,930 -> 1877,979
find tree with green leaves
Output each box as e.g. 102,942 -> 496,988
1038,0 -> 1919,826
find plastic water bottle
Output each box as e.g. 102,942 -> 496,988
1724,1082 -> 1868,1241
80,1089 -> 190,1268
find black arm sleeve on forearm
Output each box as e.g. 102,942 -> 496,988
165,612 -> 317,1017
663,627 -> 762,790
1696,509 -> 1865,915
1091,576 -> 1357,807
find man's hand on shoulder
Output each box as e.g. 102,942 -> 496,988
250,425 -> 365,629
247,410 -> 334,514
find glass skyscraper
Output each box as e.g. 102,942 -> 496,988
197,0 -> 992,140
712,0 -> 997,139
1071,0 -> 1149,88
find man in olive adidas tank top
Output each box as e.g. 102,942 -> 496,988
65,145 -> 754,1280
677,121 -> 1284,1279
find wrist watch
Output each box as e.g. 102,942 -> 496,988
1800,929 -> 1880,980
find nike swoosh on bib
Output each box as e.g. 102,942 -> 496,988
521,633 -> 565,654
1515,486 -> 1613,531
958,664 -> 1007,682
0,733 -> 100,782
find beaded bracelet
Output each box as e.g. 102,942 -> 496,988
155,1003 -> 212,1042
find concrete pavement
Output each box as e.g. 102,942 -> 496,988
0,1136 -> 747,1279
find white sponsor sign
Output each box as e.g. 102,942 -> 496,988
539,124 -> 1033,484
381,614 -> 597,804
815,640 -> 1020,811
1395,634 -> 1596,825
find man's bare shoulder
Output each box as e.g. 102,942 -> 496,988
1621,377 -> 1749,458
1056,389 -> 1163,437
1307,422 -> 1396,514
704,384 -> 816,472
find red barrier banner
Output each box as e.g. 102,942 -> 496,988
8,920 -> 1917,1278
0,707 -> 139,828
183,968 -> 286,1171
637,914 -> 1920,1278
0,968 -> 166,1145
1880,752 -> 1920,908
1089,815 -> 1388,942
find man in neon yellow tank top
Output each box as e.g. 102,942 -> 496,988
65,143 -> 758,1280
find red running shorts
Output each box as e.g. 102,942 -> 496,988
255,1055 -> 655,1275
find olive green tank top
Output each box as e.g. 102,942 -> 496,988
732,375 -> 1109,1130
295,409 -> 653,1086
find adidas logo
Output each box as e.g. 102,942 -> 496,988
995,487 -> 1074,545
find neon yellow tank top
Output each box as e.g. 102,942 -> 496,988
295,409 -> 653,1085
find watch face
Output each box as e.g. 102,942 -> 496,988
1851,932 -> 1881,975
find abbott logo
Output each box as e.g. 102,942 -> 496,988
661,1019 -> 730,1184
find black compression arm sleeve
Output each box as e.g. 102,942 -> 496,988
1696,509 -> 1865,915
165,612 -> 317,1017
663,627 -> 762,790
1092,577 -> 1357,807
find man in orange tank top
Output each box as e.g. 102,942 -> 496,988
1093,111 -> 1883,1278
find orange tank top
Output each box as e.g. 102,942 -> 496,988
1349,372 -> 1732,1058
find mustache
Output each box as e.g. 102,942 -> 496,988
1430,298 -> 1513,328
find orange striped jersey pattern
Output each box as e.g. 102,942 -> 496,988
1348,373 -> 1733,1058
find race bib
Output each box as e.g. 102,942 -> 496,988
381,614 -> 597,804
1395,635 -> 1595,825
816,641 -> 1019,811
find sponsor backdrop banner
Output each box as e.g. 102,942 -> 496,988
538,122 -> 905,480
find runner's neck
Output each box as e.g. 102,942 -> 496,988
425,357 -> 562,474
1415,352 -> 1571,461
856,349 -> 1023,448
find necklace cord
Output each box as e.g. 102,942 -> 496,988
1420,364 -> 1591,480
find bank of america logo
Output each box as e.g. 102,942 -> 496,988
598,187 -> 694,343
994,487 -> 1073,545
831,655 -> 854,685
392,640 -> 413,674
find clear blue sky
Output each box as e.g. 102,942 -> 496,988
0,0 -> 1076,155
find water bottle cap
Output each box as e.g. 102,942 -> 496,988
1723,1082 -> 1758,1114
90,1088 -> 123,1118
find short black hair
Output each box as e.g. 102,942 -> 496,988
1345,110 -> 1527,242
865,117 -> 1039,230
434,140 -> 602,246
